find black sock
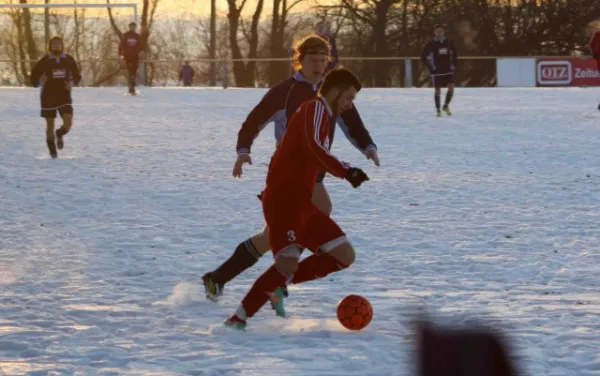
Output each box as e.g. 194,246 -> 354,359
212,238 -> 263,284
46,137 -> 57,157
434,94 -> 441,110
445,90 -> 454,107
56,127 -> 69,137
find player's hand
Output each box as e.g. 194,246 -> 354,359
366,148 -> 380,167
64,81 -> 72,90
232,154 -> 252,178
345,167 -> 369,188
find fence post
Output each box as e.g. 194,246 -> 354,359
404,59 -> 413,88
223,61 -> 228,89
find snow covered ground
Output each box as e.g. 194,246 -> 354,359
1,86 -> 599,375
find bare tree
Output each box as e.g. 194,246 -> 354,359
226,0 -> 264,87
106,0 -> 160,85
269,0 -> 306,85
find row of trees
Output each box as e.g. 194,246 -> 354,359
1,0 -> 599,87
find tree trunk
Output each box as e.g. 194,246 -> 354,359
19,0 -> 39,73
210,0 -> 217,86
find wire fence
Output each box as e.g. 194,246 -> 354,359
0,55 -> 584,88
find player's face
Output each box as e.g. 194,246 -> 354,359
435,28 -> 444,38
50,39 -> 63,53
334,86 -> 358,115
129,24 -> 137,32
301,53 -> 328,81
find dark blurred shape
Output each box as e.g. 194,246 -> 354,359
418,320 -> 518,376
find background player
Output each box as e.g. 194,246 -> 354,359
421,24 -> 458,117
589,26 -> 600,110
30,36 -> 82,158
202,35 -> 379,314
315,19 -> 339,72
119,22 -> 144,95
225,68 -> 369,329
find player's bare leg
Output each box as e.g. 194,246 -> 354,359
56,113 -> 73,150
443,83 -> 454,115
203,182 -> 333,300
45,118 -> 57,158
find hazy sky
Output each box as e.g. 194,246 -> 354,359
3,0 -> 316,17
0,0 -> 318,21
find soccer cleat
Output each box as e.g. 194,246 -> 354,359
442,105 -> 452,116
269,287 -> 287,317
202,273 -> 223,301
436,109 -> 442,117
56,129 -> 64,150
597,103 -> 600,111
224,315 -> 247,330
46,138 -> 57,158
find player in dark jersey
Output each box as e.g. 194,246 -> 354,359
119,22 -> 144,95
589,28 -> 600,110
421,25 -> 458,117
316,20 -> 339,72
202,35 -> 379,315
30,36 -> 82,158
224,69 -> 369,330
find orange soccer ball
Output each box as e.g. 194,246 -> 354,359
337,295 -> 373,331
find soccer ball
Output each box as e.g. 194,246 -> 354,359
336,294 -> 373,330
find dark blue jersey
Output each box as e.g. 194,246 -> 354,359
30,53 -> 81,109
236,71 -> 376,156
421,37 -> 458,76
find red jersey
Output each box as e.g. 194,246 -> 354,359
589,31 -> 600,56
265,97 -> 350,198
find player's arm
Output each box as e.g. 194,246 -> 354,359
118,37 -> 124,58
337,105 -> 377,155
235,83 -> 287,155
451,41 -> 458,70
589,32 -> 599,57
29,57 -> 47,87
420,42 -> 433,70
68,56 -> 82,86
303,101 -> 350,179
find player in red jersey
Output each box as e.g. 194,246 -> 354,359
589,28 -> 600,110
202,35 -> 379,313
224,68 -> 369,329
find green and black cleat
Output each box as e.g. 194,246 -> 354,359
202,273 -> 224,301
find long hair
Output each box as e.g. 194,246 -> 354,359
291,34 -> 330,71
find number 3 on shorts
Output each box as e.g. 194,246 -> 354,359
287,230 -> 296,242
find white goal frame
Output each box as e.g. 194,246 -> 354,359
0,2 -> 142,86
0,3 -> 138,22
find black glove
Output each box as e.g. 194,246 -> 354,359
345,167 -> 369,188
257,190 -> 264,201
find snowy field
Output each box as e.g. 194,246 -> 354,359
1,86 -> 600,375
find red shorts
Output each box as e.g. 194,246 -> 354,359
262,189 -> 346,258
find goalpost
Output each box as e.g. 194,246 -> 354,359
0,2 -> 141,86
0,3 -> 138,23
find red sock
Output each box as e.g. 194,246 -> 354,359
292,253 -> 348,284
239,264 -> 287,319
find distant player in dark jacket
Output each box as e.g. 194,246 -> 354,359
119,22 -> 144,94
30,36 -> 82,158
589,28 -> 600,110
179,61 -> 194,87
316,20 -> 339,72
202,35 -> 379,314
421,25 -> 458,117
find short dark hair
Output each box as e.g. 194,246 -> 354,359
47,36 -> 63,52
318,68 -> 362,97
434,24 -> 444,30
129,22 -> 137,27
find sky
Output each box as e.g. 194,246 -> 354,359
0,0 -> 317,18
